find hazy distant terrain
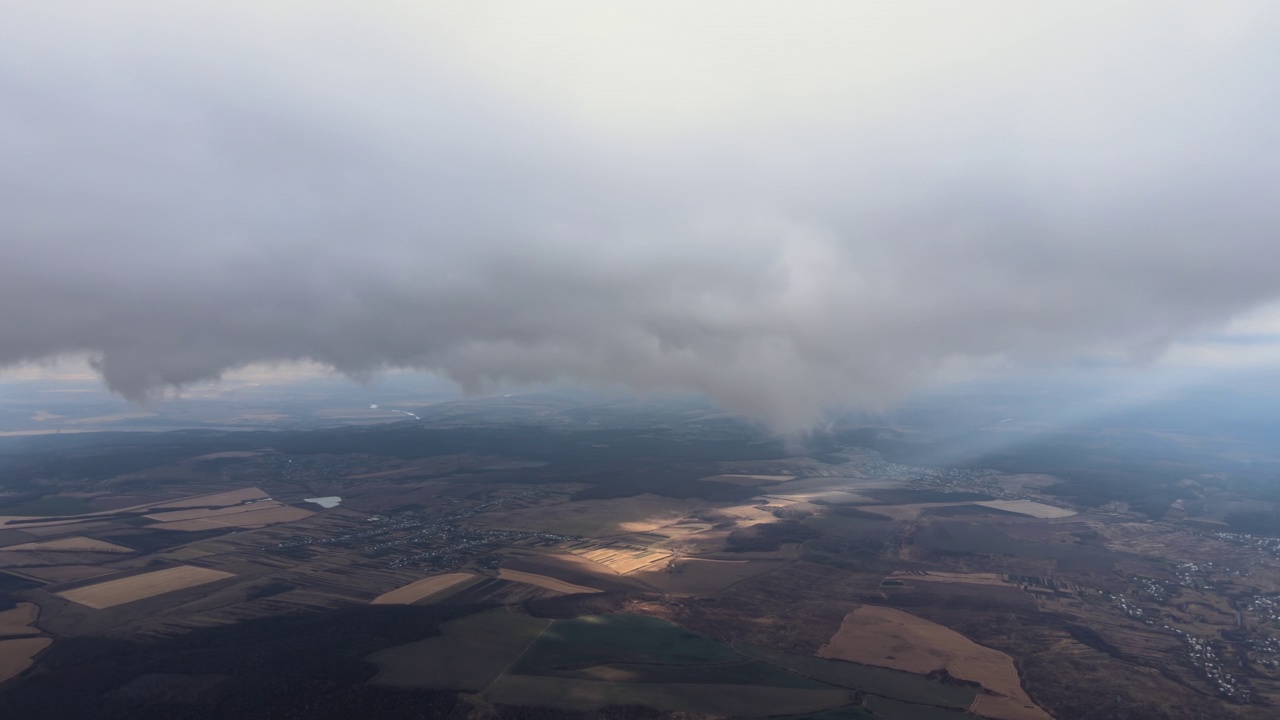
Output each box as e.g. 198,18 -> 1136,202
1,391 -> 1280,718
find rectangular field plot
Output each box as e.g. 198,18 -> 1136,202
0,536 -> 134,553
55,566 -> 235,609
571,542 -> 671,574
497,569 -> 600,595
370,573 -> 479,605
152,504 -> 313,531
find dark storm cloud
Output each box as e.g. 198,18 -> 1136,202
3,2 -> 1280,431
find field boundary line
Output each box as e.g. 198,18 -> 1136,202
482,617 -> 553,695
713,557 -> 795,597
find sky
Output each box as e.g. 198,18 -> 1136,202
3,2 -> 1280,432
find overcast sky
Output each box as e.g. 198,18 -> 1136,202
3,2 -> 1279,431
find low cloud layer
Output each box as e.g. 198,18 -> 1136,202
3,2 -> 1280,431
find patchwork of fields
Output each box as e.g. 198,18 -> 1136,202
819,606 -> 1052,720
369,611 -> 989,717
1,425 -> 1254,720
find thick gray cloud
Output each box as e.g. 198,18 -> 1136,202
3,2 -> 1280,431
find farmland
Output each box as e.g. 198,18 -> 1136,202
484,676 -> 851,716
482,494 -> 705,536
1,537 -> 133,553
511,614 -> 742,671
819,606 -> 1051,720
975,500 -> 1078,519
496,569 -> 601,595
370,572 -> 479,604
2,413 -> 1280,719
0,637 -> 51,683
700,474 -> 796,486
55,566 -> 236,609
633,556 -> 785,594
568,539 -> 672,573
496,614 -> 882,715
0,602 -> 41,636
738,643 -> 979,709
369,609 -> 551,690
0,601 -> 48,683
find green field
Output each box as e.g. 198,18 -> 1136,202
915,521 -> 1117,573
485,675 -> 852,716
772,705 -> 879,720
371,611 -> 855,715
568,660 -> 829,687
738,644 -> 977,709
367,609 -> 550,690
865,695 -> 976,720
510,614 -> 741,674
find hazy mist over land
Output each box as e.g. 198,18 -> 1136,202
4,2 -> 1280,432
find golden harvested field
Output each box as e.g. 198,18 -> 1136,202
483,494 -> 704,537
370,573 -> 479,605
819,606 -> 1051,720
699,474 -> 795,486
975,500 -> 1077,519
501,551 -> 652,593
1,536 -> 133,553
154,504 -> 313,531
0,637 -> 52,683
572,543 -> 671,574
497,569 -> 601,595
56,566 -> 236,609
0,602 -> 41,636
